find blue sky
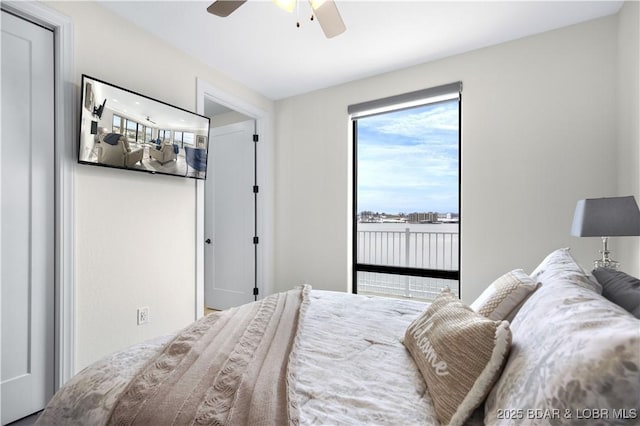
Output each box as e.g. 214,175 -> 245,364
357,99 -> 459,214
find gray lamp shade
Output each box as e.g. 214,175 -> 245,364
571,196 -> 640,237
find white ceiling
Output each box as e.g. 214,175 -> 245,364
99,1 -> 623,101
89,76 -> 210,129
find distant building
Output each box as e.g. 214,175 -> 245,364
408,212 -> 439,223
360,211 -> 459,224
439,212 -> 460,223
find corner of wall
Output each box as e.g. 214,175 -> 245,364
617,1 -> 640,276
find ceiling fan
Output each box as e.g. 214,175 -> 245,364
146,116 -> 157,125
206,0 -> 346,39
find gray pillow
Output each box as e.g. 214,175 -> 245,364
592,268 -> 640,318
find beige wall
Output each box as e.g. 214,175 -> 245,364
48,1 -> 274,371
274,14 -> 635,304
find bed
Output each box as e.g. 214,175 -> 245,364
37,248 -> 640,425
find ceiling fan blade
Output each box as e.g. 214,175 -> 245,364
310,0 -> 345,38
207,0 -> 247,17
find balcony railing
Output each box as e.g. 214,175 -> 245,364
356,228 -> 459,301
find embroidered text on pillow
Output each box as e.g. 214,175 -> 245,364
411,321 -> 449,376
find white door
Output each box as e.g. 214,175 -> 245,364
1,11 -> 55,425
205,120 -> 257,310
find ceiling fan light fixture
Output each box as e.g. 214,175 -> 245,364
206,0 -> 345,38
273,0 -> 296,13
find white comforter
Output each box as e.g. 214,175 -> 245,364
295,290 -> 437,425
38,289 -> 457,425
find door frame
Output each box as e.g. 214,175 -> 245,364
1,2 -> 76,389
195,79 -> 272,318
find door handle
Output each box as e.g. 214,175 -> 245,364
205,238 -> 212,244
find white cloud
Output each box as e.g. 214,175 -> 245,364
356,100 -> 459,213
359,102 -> 459,136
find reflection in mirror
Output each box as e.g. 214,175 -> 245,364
78,75 -> 211,180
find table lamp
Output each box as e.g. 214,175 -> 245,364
571,196 -> 640,270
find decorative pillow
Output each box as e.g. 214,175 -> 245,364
592,268 -> 640,318
102,133 -> 121,145
471,269 -> 540,321
529,247 -> 602,293
485,251 -> 640,425
404,289 -> 512,426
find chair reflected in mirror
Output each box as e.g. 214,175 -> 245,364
100,133 -> 143,168
184,146 -> 207,179
150,142 -> 178,165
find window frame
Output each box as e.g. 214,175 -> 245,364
350,84 -> 462,296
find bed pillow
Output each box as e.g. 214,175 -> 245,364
485,251 -> 640,425
529,247 -> 602,293
592,267 -> 640,318
404,288 -> 511,426
470,269 -> 540,321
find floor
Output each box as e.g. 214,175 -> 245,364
205,306 -> 218,315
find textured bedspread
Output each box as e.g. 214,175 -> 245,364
108,285 -> 307,425
36,335 -> 174,425
38,288 -> 486,426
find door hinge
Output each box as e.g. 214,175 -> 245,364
253,236 -> 259,244
253,287 -> 259,296
253,185 -> 259,193
253,134 -> 259,142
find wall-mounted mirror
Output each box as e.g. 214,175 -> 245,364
78,74 -> 211,180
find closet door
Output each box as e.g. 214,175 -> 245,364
1,10 -> 55,424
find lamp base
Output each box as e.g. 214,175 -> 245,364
594,236 -> 620,270
594,258 -> 620,270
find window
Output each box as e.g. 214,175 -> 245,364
112,114 -> 122,134
136,123 -> 146,143
174,131 -> 195,148
182,132 -> 194,146
124,118 -> 137,142
350,82 -> 461,301
112,114 -> 150,143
